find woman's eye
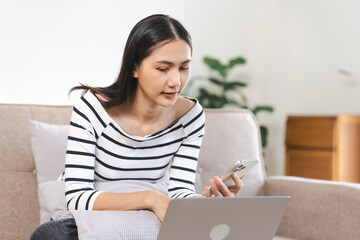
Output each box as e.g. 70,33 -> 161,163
180,67 -> 190,71
157,68 -> 169,72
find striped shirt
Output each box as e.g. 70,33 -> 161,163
64,92 -> 205,211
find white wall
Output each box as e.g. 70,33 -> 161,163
0,0 -> 263,104
259,0 -> 360,175
1,0 -> 359,176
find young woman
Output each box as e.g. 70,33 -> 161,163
31,14 -> 243,240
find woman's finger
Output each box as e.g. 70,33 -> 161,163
210,178 -> 223,197
203,186 -> 211,197
214,176 -> 232,196
231,173 -> 242,185
229,173 -> 244,194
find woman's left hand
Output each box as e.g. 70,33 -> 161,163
203,173 -> 244,197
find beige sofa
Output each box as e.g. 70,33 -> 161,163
1,103 -> 360,240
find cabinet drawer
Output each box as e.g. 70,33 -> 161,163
286,149 -> 334,180
285,116 -> 336,149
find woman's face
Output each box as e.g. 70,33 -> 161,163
133,39 -> 192,108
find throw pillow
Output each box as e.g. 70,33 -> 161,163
29,120 -> 69,184
38,181 -> 72,221
71,180 -> 167,240
29,120 -> 69,223
71,210 -> 161,240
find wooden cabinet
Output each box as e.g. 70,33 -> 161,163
285,115 -> 360,183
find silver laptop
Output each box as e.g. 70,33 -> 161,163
157,196 -> 290,240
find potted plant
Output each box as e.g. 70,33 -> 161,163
183,56 -> 274,148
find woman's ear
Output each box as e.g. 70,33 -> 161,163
132,68 -> 139,78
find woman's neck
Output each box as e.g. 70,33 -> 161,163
107,92 -> 176,137
127,96 -> 166,125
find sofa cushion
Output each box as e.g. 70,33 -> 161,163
0,171 -> 39,239
29,120 -> 69,223
0,105 -> 34,172
265,176 -> 360,240
196,109 -> 266,196
0,104 -> 72,240
29,120 -> 69,184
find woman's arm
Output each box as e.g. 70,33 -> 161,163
65,95 -> 170,221
93,190 -> 170,221
167,108 -> 205,199
65,99 -> 101,211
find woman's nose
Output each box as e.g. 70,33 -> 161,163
168,70 -> 181,89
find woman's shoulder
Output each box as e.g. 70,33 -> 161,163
176,95 -> 196,110
174,96 -> 203,121
72,91 -> 111,125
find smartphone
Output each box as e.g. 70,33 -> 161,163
222,159 -> 259,186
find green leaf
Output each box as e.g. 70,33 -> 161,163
252,105 -> 274,115
204,57 -> 227,77
223,81 -> 247,90
197,89 -> 211,108
227,57 -> 246,69
260,125 -> 268,148
203,57 -> 225,69
198,88 -> 212,98
208,77 -> 223,86
198,88 -> 226,108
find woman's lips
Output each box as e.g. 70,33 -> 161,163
162,92 -> 178,98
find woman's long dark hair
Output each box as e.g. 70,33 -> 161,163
70,14 -> 192,108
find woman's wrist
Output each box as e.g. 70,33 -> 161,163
143,190 -> 158,210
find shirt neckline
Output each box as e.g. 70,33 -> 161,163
84,91 -> 199,140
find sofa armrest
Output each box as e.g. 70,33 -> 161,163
264,176 -> 360,240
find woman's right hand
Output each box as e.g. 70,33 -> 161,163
145,190 -> 170,222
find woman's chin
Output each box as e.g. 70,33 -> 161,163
157,95 -> 178,107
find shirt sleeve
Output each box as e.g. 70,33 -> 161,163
64,98 -> 103,210
167,108 -> 205,198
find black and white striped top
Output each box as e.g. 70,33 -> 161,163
64,92 -> 205,211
